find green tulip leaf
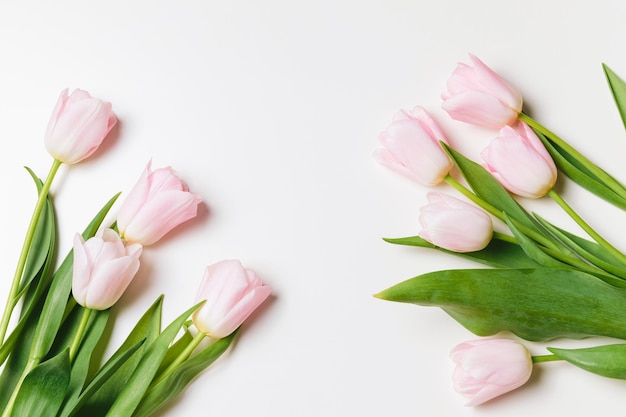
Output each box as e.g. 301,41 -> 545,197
533,213 -> 626,283
502,214 -> 569,269
375,267 -> 626,341
154,326 -> 193,376
105,302 -> 202,417
382,235 -> 539,269
132,331 -> 237,417
0,296 -> 42,411
548,344 -> 626,380
71,296 -> 163,417
502,214 -> 625,287
59,340 -> 145,417
604,63 -> 626,132
54,308 -> 110,416
12,349 -> 70,417
535,130 -> 626,211
0,168 -> 57,368
18,167 -> 56,300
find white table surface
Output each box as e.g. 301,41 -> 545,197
2,1 -> 626,416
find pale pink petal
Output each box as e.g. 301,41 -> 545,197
469,54 -> 522,112
84,256 -> 141,310
71,233 -> 91,306
209,286 -> 272,338
442,91 -> 519,129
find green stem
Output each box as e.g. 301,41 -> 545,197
532,354 -> 562,364
0,158 -> 62,346
69,307 -> 93,362
151,331 -> 206,388
519,112 -> 626,201
547,189 -> 626,263
492,231 -> 517,244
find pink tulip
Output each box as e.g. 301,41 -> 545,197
116,161 -> 203,246
419,192 -> 492,252
481,122 -> 557,198
442,55 -> 522,129
44,88 -> 117,164
450,339 -> 533,406
374,106 -> 453,186
72,229 -> 143,310
192,260 -> 272,339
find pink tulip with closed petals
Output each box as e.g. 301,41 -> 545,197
450,339 -> 533,406
374,106 -> 453,186
482,122 -> 557,198
44,88 -> 117,164
442,54 -> 523,129
192,260 -> 272,339
419,192 -> 492,252
72,229 -> 142,310
116,161 -> 203,246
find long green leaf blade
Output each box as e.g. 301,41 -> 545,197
12,349 -> 70,417
18,167 -> 56,298
533,213 -> 626,282
604,63 -> 626,131
548,344 -> 626,379
503,214 -> 569,268
383,235 -> 538,269
376,268 -> 626,341
60,340 -> 145,417
56,309 -> 110,415
72,296 -> 163,417
132,331 -> 236,417
536,130 -> 626,210
105,302 -> 202,417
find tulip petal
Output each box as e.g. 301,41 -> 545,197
469,54 -> 522,113
71,233 -> 91,306
442,91 -> 519,129
209,285 -> 272,338
84,256 -> 141,310
121,190 -> 201,245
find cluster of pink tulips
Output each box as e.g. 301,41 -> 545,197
375,54 -> 611,405
0,88 -> 271,417
376,54 -> 557,254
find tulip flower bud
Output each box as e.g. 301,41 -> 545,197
419,192 -> 493,252
192,260 -> 272,339
450,339 -> 533,406
116,161 -> 203,246
374,106 -> 453,186
481,122 -> 557,198
442,54 -> 522,129
44,88 -> 117,164
72,229 -> 143,310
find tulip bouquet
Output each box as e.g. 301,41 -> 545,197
375,55 -> 626,405
0,89 -> 271,416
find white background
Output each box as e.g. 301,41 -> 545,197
2,1 -> 626,416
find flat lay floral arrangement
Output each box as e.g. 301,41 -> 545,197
0,89 -> 271,416
375,54 -> 626,406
